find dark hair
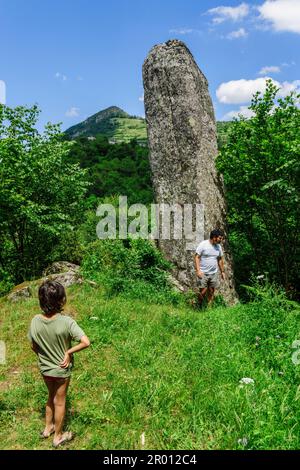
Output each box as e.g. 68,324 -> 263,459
210,229 -> 224,239
38,280 -> 66,315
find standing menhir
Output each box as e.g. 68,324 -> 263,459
143,39 -> 237,304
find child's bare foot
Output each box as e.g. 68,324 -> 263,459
53,431 -> 74,448
40,425 -> 55,438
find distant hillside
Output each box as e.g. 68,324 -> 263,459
65,106 -> 148,144
65,105 -> 232,148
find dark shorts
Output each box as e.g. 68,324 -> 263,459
43,375 -> 69,383
197,272 -> 219,289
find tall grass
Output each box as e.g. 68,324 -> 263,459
0,280 -> 299,449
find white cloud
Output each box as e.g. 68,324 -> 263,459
217,78 -> 271,104
206,2 -> 250,24
0,80 -> 6,104
227,28 -> 248,39
278,80 -> 300,97
65,107 -> 80,117
217,77 -> 300,104
55,72 -> 67,81
169,28 -> 193,34
282,61 -> 296,67
258,0 -> 300,34
259,65 -> 281,75
223,106 -> 255,120
139,94 -> 144,102
169,28 -> 202,35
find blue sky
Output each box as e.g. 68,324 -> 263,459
0,0 -> 299,130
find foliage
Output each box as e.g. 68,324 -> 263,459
0,104 -> 90,283
217,80 -> 300,298
216,121 -> 232,149
0,268 -> 14,296
80,237 -> 176,302
66,135 -> 153,205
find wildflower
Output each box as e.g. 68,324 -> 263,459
237,437 -> 248,447
90,316 -> 99,320
239,377 -> 255,385
256,275 -> 264,280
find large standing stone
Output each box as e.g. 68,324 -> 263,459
143,39 -> 237,304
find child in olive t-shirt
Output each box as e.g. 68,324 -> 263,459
28,280 -> 90,447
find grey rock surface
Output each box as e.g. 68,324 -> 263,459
42,261 -> 84,288
7,262 -> 84,301
7,283 -> 32,302
44,271 -> 83,288
143,39 -> 237,304
42,261 -> 80,276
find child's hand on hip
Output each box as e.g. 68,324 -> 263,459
60,352 -> 71,368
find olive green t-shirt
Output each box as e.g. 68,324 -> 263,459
28,314 -> 85,378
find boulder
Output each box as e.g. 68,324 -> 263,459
42,261 -> 80,276
42,261 -> 83,288
7,261 -> 84,301
44,271 -> 83,288
7,282 -> 32,302
143,39 -> 237,304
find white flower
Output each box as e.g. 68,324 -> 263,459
237,437 -> 248,446
90,316 -> 99,320
256,275 -> 264,280
239,377 -> 255,385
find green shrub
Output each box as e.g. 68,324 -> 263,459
237,279 -> 300,375
48,229 -> 84,265
0,268 -> 14,297
80,237 -> 178,303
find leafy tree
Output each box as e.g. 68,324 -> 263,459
0,104 -> 90,283
67,136 -> 153,205
217,80 -> 300,298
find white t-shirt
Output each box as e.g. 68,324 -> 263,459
195,240 -> 223,275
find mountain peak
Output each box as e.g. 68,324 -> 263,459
64,106 -> 147,143
65,106 -> 130,139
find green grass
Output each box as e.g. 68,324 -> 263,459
0,282 -> 300,450
109,118 -> 147,144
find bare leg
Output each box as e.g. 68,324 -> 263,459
43,377 -> 55,435
207,287 -> 215,307
198,287 -> 207,307
53,378 -> 70,444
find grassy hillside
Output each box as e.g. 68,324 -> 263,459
65,106 -> 231,147
110,117 -> 148,144
65,106 -> 148,145
0,282 -> 300,450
